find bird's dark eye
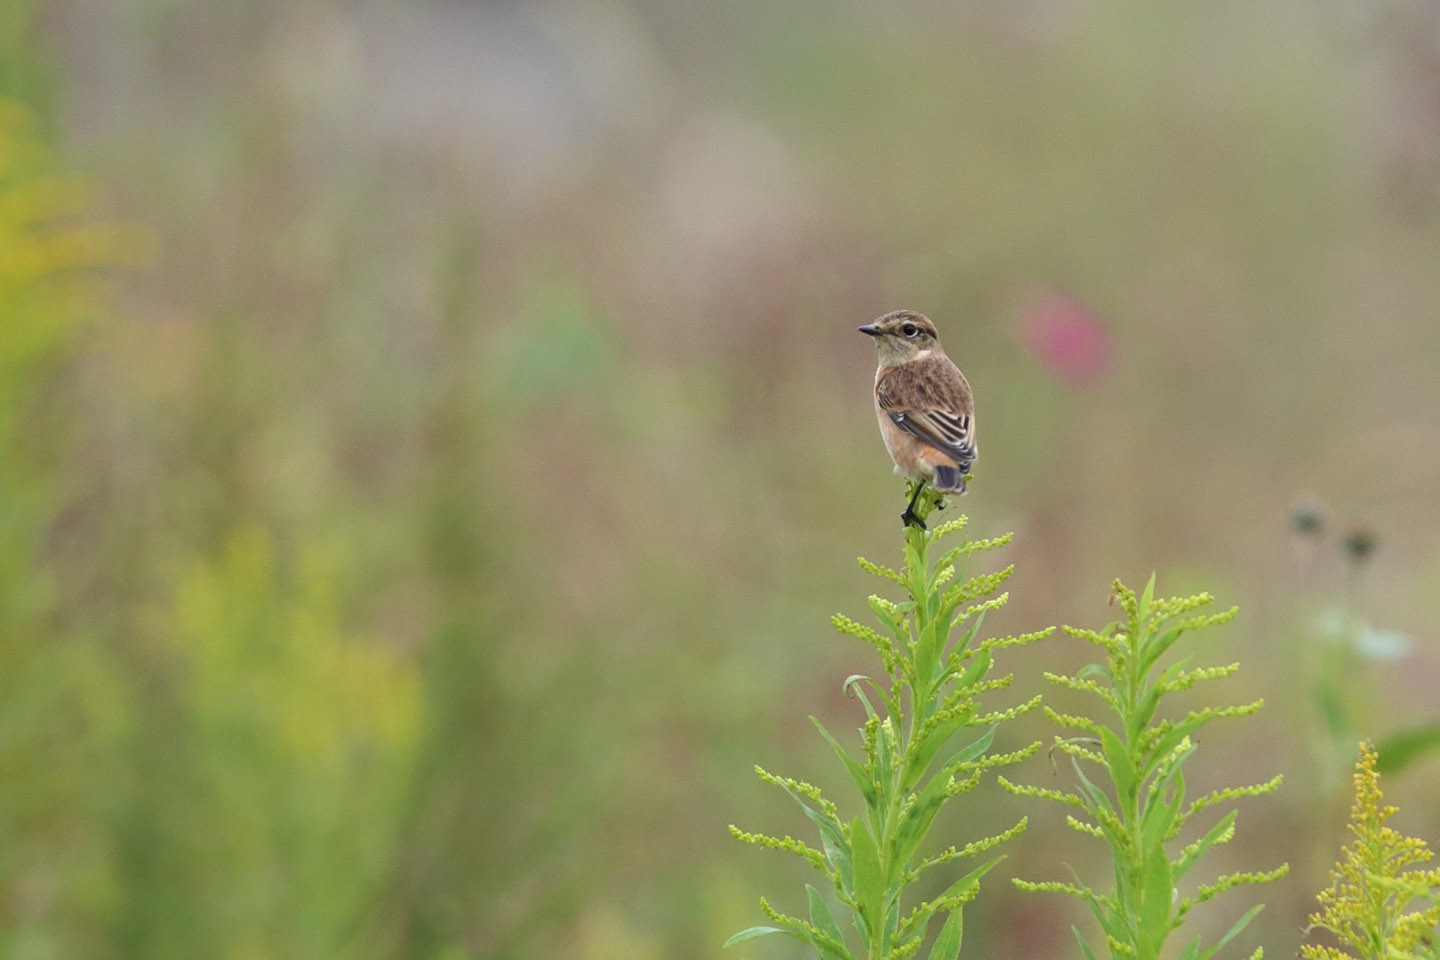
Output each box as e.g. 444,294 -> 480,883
902,323 -> 918,338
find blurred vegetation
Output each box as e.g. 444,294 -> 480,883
3,0 -> 1440,958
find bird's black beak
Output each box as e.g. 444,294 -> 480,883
858,324 -> 882,337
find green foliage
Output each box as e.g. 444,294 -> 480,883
1302,742 -> 1440,960
0,96 -> 137,955
1374,725 -> 1440,777
0,92 -> 427,958
113,528 -> 421,958
1003,576 -> 1286,960
729,488 -> 1050,960
0,1 -> 52,108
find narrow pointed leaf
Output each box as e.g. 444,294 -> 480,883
765,776 -> 844,842
1138,839 -> 1175,953
1146,720 -> 1205,777
904,540 -> 924,584
908,725 -> 994,793
1070,755 -> 1117,817
957,648 -> 992,688
1174,810 -> 1236,880
1099,728 -> 1136,805
1375,723 -> 1440,774
905,719 -> 990,794
724,926 -> 791,947
813,717 -> 875,804
850,818 -> 884,930
906,857 -> 1004,941
817,815 -> 854,894
843,676 -> 881,720
806,933 -> 855,960
927,909 -> 964,960
937,855 -> 1003,902
1072,926 -> 1099,960
806,885 -> 853,959
1197,905 -> 1264,960
868,596 -> 905,641
1141,769 -> 1184,852
915,622 -> 939,691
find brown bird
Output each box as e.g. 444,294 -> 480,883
859,310 -> 976,529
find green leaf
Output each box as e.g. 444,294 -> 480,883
938,856 -> 1003,902
894,776 -> 954,868
813,717 -> 875,804
1139,573 -> 1156,623
1137,839 -> 1175,957
1133,686 -> 1164,737
765,775 -> 840,833
1156,658 -> 1192,688
1099,728 -> 1137,805
804,805 -> 849,864
1145,718 -> 1205,777
916,617 -> 940,690
817,818 -> 853,894
906,721 -> 992,794
1142,732 -> 1196,791
806,892 -> 846,955
875,718 -> 894,791
724,926 -> 790,947
806,935 -> 854,960
1079,883 -> 1128,947
1174,809 -> 1236,880
1375,723 -> 1440,774
904,539 -> 925,584
903,857 -> 1001,943
1139,771 -> 1183,853
850,818 -> 884,932
1176,935 -> 1203,960
1139,625 -> 1189,677
1069,755 -> 1117,819
927,909 -> 963,960
1315,682 -> 1350,740
1197,904 -> 1263,960
868,595 -> 905,641
764,775 -> 851,886
956,647 -> 992,690
1072,926 -> 1099,960
843,675 -> 880,721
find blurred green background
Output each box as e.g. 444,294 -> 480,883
5,1 -> 1440,957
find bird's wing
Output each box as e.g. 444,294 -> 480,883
876,357 -> 976,470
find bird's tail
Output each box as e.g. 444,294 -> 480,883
933,464 -> 968,494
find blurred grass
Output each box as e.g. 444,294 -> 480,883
3,0 -> 1440,958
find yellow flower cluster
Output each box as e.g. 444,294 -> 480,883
1303,741 -> 1440,960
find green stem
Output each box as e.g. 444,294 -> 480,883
874,495 -> 939,960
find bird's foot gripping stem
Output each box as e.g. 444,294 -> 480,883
900,482 -> 928,530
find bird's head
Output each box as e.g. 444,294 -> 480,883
858,310 -> 942,365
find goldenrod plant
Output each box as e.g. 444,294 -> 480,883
1002,577 -> 1287,960
0,97 -> 142,948
1302,741 -> 1440,960
729,488 -> 1050,960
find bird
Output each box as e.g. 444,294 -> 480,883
859,310 -> 976,530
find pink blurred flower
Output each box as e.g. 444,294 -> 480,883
1017,290 -> 1113,386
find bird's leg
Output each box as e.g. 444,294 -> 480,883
901,481 -> 928,530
